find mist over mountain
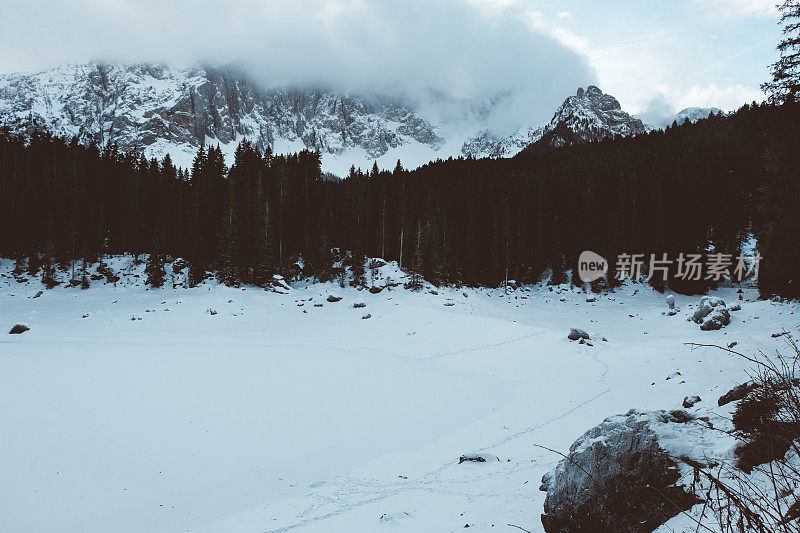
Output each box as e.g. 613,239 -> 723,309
0,63 -> 651,175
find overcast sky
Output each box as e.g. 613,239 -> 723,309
0,0 -> 781,129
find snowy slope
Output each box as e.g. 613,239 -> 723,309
0,63 -> 446,175
0,64 -> 648,174
660,106 -> 724,128
462,85 -> 646,158
1,257 -> 794,532
639,107 -> 726,131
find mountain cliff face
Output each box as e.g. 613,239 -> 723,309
0,64 -> 649,173
0,63 -> 443,173
462,85 -> 647,158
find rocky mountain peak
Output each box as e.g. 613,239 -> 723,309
0,63 -> 443,175
0,63 -> 698,173
463,85 -> 645,158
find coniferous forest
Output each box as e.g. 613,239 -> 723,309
1,101 -> 799,297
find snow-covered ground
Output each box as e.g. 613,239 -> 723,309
1,258 -> 797,532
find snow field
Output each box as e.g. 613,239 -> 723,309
1,261 -> 796,532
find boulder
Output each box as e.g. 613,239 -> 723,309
327,295 -> 342,302
540,409 -> 705,532
691,296 -> 730,330
718,381 -> 759,406
665,294 -> 680,316
567,328 -> 590,341
458,453 -> 499,464
9,324 -> 30,334
353,302 -> 366,308
369,286 -> 383,294
682,395 -> 701,408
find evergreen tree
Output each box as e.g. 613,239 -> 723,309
145,233 -> 166,288
758,1 -> 800,298
757,106 -> 800,298
216,177 -> 241,286
763,0 -> 800,104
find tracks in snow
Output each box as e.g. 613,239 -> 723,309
252,327 -> 612,533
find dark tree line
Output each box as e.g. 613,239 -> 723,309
758,0 -> 800,299
0,100 -> 798,296
0,133 -> 323,288
322,102 -> 790,294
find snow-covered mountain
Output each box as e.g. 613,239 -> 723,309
461,85 -> 647,158
638,107 -> 725,131
0,63 -> 449,175
0,64 -> 647,174
659,107 -> 723,129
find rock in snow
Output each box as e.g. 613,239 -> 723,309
458,453 -> 500,464
567,328 -> 590,341
718,381 -> 759,406
682,395 -> 701,408
665,294 -> 680,315
326,295 -> 342,303
540,409 -> 710,532
691,296 -> 730,330
9,324 -> 30,334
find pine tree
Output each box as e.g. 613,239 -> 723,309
80,257 -> 90,289
187,146 -> 208,286
41,242 -> 57,289
408,221 -> 424,290
758,0 -> 800,298
763,0 -> 800,104
145,233 -> 166,288
216,178 -> 241,286
757,105 -> 800,299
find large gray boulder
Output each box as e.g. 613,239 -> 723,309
691,296 -> 730,331
540,409 -> 706,532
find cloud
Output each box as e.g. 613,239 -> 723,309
693,0 -> 778,18
0,0 -> 594,133
670,83 -> 764,110
637,93 -> 676,127
638,83 -> 764,126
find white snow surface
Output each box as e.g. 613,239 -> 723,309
1,257 -> 797,532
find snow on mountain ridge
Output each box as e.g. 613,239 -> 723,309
662,107 -> 724,129
0,62 -> 447,174
461,85 -> 646,158
0,64 -> 650,173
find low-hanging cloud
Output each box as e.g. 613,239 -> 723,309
0,0 -> 595,133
